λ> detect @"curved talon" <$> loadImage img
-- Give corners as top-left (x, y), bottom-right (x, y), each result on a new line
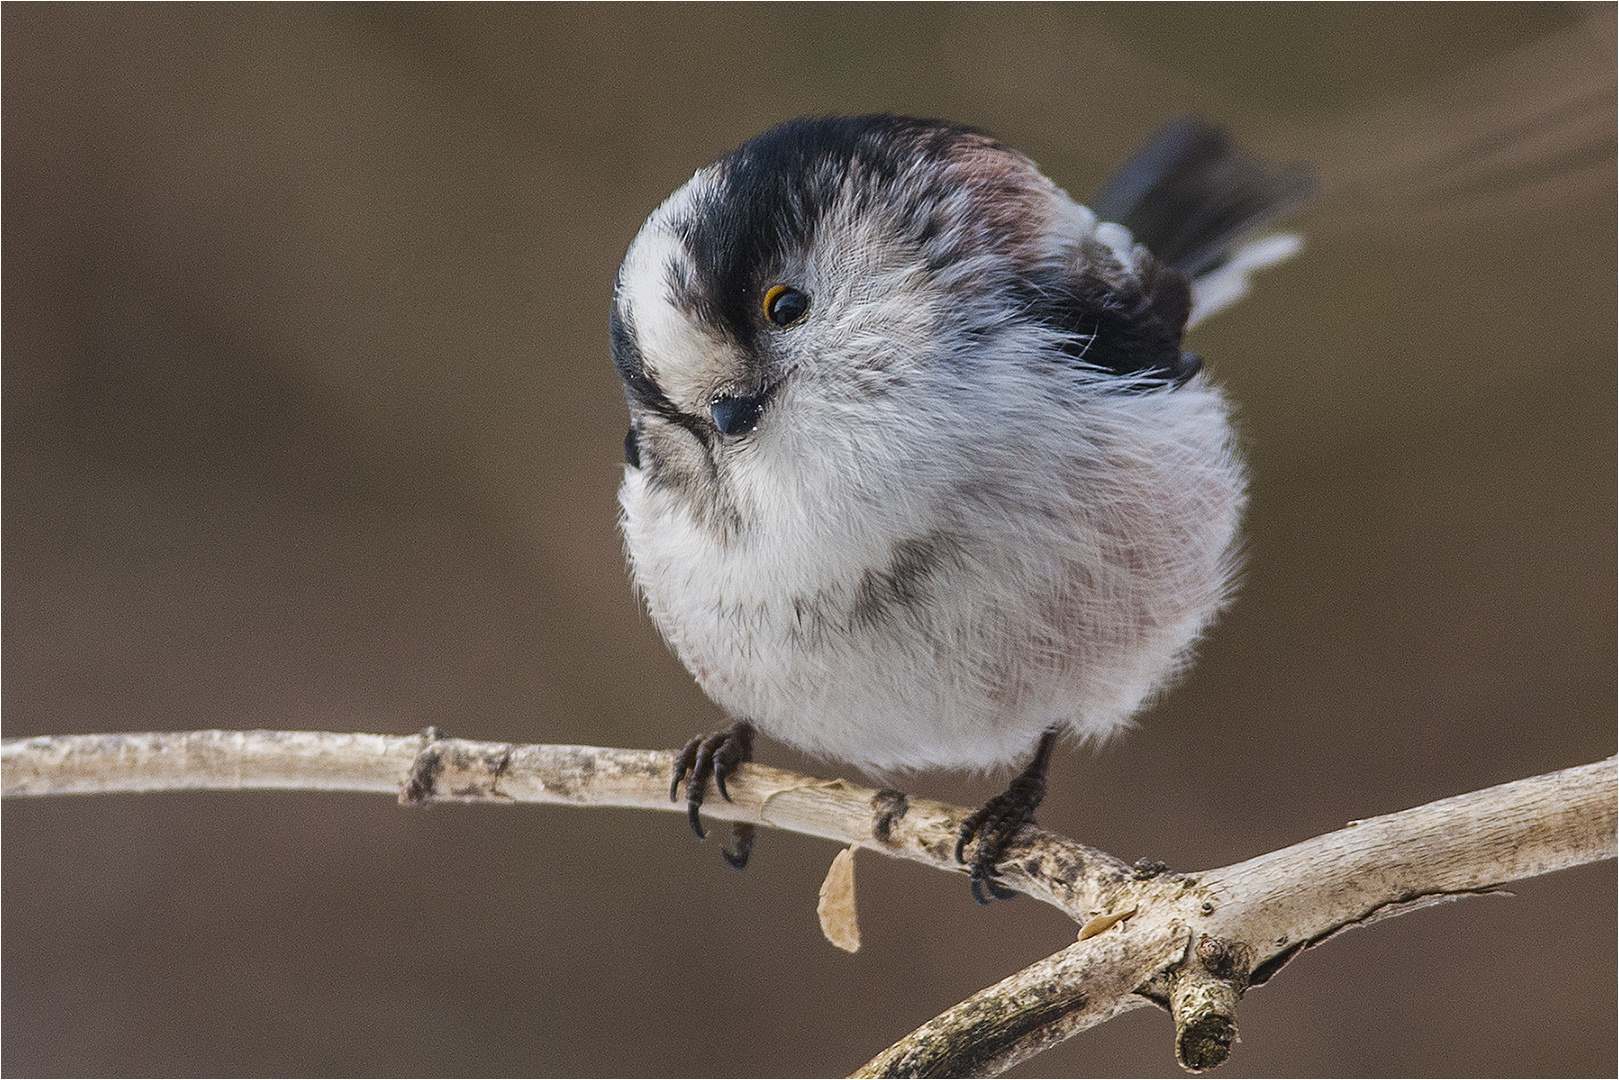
top-left (955, 728), bottom-right (1059, 905)
top-left (671, 741), bottom-right (697, 802)
top-left (720, 823), bottom-right (756, 870)
top-left (669, 721), bottom-right (756, 860)
top-left (959, 801), bottom-right (1032, 905)
top-left (970, 869), bottom-right (1019, 906)
top-left (711, 723), bottom-right (752, 802)
top-left (685, 730), bottom-right (728, 838)
top-left (954, 805), bottom-right (988, 865)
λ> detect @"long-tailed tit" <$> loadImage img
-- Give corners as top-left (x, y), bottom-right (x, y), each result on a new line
top-left (610, 115), bottom-right (1310, 902)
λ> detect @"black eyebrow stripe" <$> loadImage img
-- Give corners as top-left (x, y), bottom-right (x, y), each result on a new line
top-left (610, 298), bottom-right (711, 442)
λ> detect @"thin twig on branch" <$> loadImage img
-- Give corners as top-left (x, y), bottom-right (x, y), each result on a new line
top-left (3, 731), bottom-right (1614, 1076)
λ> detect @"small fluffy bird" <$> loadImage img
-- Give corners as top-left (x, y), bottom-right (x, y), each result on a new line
top-left (611, 115), bottom-right (1309, 903)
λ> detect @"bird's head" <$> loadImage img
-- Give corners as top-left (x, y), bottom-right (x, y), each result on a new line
top-left (611, 115), bottom-right (1197, 538)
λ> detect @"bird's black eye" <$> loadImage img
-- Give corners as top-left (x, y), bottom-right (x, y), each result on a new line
top-left (711, 390), bottom-right (768, 437)
top-left (762, 284), bottom-right (810, 326)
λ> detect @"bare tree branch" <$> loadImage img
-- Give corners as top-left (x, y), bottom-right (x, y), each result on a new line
top-left (3, 731), bottom-right (1613, 1076)
top-left (0, 730), bottom-right (1133, 917)
top-left (851, 926), bottom-right (1189, 1078)
top-left (857, 753), bottom-right (1617, 1076)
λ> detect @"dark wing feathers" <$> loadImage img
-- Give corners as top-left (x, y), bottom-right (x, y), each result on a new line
top-left (1090, 117), bottom-right (1315, 280)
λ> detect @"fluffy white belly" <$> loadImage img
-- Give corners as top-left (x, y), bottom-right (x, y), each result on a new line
top-left (619, 392), bottom-right (1243, 774)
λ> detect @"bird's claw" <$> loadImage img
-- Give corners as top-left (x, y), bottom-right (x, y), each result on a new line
top-left (670, 720), bottom-right (756, 869)
top-left (956, 787), bottom-right (1041, 904)
top-left (955, 729), bottom-right (1058, 905)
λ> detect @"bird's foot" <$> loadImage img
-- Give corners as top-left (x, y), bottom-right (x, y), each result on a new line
top-left (955, 729), bottom-right (1058, 905)
top-left (671, 720), bottom-right (757, 870)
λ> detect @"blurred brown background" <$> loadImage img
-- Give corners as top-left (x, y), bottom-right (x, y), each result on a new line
top-left (4, 4), bottom-right (1614, 1076)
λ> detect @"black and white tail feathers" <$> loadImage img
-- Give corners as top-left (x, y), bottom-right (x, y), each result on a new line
top-left (1092, 118), bottom-right (1314, 325)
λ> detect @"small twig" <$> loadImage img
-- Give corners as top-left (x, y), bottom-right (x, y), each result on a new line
top-left (3, 731), bottom-right (1613, 1076)
top-left (851, 923), bottom-right (1192, 1078)
top-left (1167, 936), bottom-right (1251, 1073)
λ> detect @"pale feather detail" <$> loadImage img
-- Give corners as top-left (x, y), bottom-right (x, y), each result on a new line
top-left (1188, 233), bottom-right (1304, 327)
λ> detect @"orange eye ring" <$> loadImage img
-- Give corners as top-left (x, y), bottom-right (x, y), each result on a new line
top-left (762, 284), bottom-right (810, 326)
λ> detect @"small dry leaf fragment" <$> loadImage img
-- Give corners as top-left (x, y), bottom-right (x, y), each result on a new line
top-left (817, 846), bottom-right (861, 953)
top-left (1078, 905), bottom-right (1138, 941)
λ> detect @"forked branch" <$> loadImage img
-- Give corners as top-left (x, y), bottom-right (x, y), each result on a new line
top-left (3, 730), bottom-right (1614, 1076)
